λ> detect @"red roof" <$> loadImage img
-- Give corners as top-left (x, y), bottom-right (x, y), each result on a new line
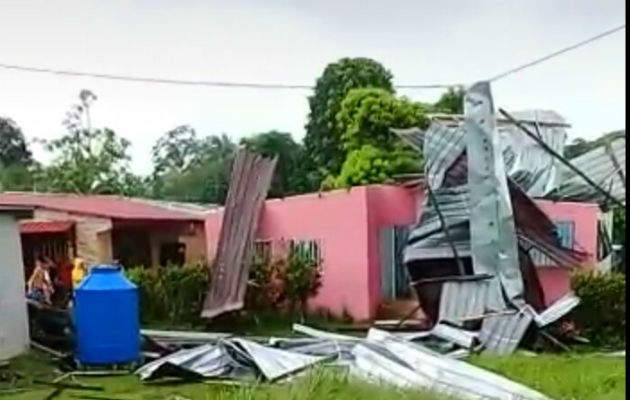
top-left (20, 220), bottom-right (74, 234)
top-left (0, 193), bottom-right (207, 221)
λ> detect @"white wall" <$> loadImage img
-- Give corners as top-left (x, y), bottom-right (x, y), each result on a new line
top-left (0, 214), bottom-right (30, 360)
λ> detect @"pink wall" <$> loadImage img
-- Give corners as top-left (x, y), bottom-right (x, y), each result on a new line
top-left (204, 185), bottom-right (419, 321)
top-left (533, 200), bottom-right (600, 305)
top-left (535, 200), bottom-right (600, 266)
top-left (205, 185), bottom-right (601, 319)
top-left (365, 185), bottom-right (421, 315)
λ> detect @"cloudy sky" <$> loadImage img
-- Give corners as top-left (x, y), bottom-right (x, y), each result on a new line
top-left (0, 0), bottom-right (625, 174)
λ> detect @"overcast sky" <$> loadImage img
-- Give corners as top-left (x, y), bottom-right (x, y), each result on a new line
top-left (0, 0), bottom-right (625, 174)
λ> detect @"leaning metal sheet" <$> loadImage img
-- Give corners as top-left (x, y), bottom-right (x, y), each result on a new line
top-left (202, 150), bottom-right (277, 319)
top-left (464, 81), bottom-right (524, 310)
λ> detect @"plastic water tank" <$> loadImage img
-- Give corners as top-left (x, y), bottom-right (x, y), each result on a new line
top-left (74, 265), bottom-right (140, 365)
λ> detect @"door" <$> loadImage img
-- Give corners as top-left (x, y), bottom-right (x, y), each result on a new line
top-left (380, 226), bottom-right (411, 300)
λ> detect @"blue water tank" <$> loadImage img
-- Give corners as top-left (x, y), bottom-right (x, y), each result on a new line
top-left (74, 265), bottom-right (140, 365)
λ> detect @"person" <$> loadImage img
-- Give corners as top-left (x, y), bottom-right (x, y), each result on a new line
top-left (71, 257), bottom-right (88, 289)
top-left (27, 258), bottom-right (55, 304)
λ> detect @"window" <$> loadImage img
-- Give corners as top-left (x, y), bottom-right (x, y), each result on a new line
top-left (254, 240), bottom-right (272, 263)
top-left (288, 239), bottom-right (321, 264)
top-left (554, 221), bottom-right (575, 249)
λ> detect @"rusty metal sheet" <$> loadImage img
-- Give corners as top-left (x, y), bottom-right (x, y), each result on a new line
top-left (202, 150), bottom-right (277, 319)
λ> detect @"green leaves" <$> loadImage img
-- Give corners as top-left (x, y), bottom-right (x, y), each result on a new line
top-left (304, 58), bottom-right (394, 180)
top-left (41, 127), bottom-right (139, 195)
top-left (241, 131), bottom-right (311, 198)
top-left (337, 88), bottom-right (429, 153)
top-left (0, 118), bottom-right (32, 166)
top-left (126, 264), bottom-right (209, 325)
top-left (571, 271), bottom-right (626, 347)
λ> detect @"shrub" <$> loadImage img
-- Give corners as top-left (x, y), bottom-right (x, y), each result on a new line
top-left (126, 264), bottom-right (209, 325)
top-left (245, 245), bottom-right (323, 317)
top-left (571, 271), bottom-right (626, 348)
top-left (284, 246), bottom-right (323, 316)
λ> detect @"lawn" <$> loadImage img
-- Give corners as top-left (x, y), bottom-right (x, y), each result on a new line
top-left (1, 351), bottom-right (624, 400)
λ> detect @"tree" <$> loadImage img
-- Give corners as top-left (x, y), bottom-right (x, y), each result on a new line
top-left (152, 125), bottom-right (200, 175)
top-left (241, 131), bottom-right (309, 197)
top-left (0, 118), bottom-right (32, 166)
top-left (324, 144), bottom-right (420, 189)
top-left (41, 90), bottom-right (144, 195)
top-left (337, 88), bottom-right (429, 152)
top-left (152, 130), bottom-right (237, 204)
top-left (304, 58), bottom-right (394, 182)
top-left (324, 88), bottom-right (428, 189)
top-left (433, 87), bottom-right (465, 114)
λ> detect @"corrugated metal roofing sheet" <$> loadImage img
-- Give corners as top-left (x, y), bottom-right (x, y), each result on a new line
top-left (19, 220), bottom-right (74, 234)
top-left (554, 136), bottom-right (626, 204)
top-left (202, 150), bottom-right (277, 319)
top-left (438, 277), bottom-right (497, 324)
top-left (479, 306), bottom-right (535, 355)
top-left (0, 193), bottom-right (208, 221)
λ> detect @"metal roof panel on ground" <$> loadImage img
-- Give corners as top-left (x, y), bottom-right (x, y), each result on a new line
top-left (0, 192), bottom-right (209, 221)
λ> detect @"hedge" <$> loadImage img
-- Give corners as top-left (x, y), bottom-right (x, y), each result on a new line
top-left (126, 264), bottom-right (209, 326)
top-left (571, 271), bottom-right (626, 348)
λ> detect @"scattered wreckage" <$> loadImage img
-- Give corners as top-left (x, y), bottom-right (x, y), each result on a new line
top-left (137, 324), bottom-right (555, 400)
top-left (19, 81), bottom-right (623, 400)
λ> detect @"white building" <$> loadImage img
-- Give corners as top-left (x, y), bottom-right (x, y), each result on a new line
top-left (0, 206), bottom-right (32, 360)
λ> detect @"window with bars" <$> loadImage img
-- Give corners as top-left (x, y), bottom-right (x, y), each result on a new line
top-left (253, 240), bottom-right (272, 263)
top-left (288, 239), bottom-right (322, 264)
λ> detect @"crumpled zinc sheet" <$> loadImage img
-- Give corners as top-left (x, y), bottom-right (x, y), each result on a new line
top-left (137, 328), bottom-right (553, 400)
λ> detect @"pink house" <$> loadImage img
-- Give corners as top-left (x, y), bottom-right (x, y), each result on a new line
top-left (204, 184), bottom-right (603, 321)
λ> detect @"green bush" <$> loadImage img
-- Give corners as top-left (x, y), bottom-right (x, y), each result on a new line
top-left (245, 247), bottom-right (323, 317)
top-left (571, 271), bottom-right (626, 348)
top-left (126, 264), bottom-right (209, 325)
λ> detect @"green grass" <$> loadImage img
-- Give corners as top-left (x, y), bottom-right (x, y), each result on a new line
top-left (1, 351), bottom-right (625, 400)
top-left (471, 353), bottom-right (625, 400)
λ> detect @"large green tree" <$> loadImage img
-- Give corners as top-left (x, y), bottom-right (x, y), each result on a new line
top-left (304, 58), bottom-right (394, 183)
top-left (0, 117), bottom-right (38, 191)
top-left (324, 88), bottom-right (428, 189)
top-left (0, 118), bottom-right (32, 166)
top-left (241, 131), bottom-right (309, 197)
top-left (337, 88), bottom-right (429, 152)
top-left (152, 130), bottom-right (237, 204)
top-left (41, 90), bottom-right (145, 195)
top-left (433, 87), bottom-right (465, 115)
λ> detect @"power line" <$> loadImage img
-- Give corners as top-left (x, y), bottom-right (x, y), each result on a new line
top-left (0, 61), bottom-right (458, 90)
top-left (0, 63), bottom-right (313, 89)
top-left (489, 24), bottom-right (625, 82)
top-left (0, 24), bottom-right (624, 90)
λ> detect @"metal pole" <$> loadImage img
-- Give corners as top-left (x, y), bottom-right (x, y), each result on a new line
top-left (426, 184), bottom-right (466, 275)
top-left (498, 108), bottom-right (624, 207)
